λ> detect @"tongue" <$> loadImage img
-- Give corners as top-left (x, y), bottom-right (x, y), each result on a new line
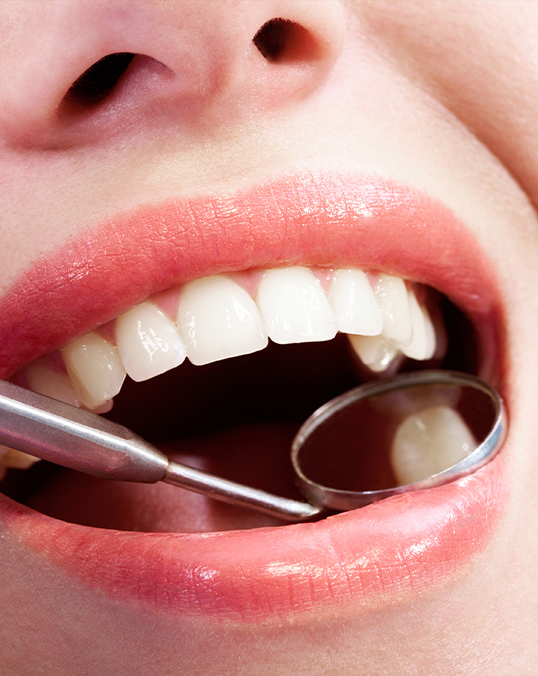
top-left (28, 424), bottom-right (300, 532)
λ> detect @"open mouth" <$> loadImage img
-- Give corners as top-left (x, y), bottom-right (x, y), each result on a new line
top-left (0, 173), bottom-right (507, 620)
top-left (1, 265), bottom-right (467, 531)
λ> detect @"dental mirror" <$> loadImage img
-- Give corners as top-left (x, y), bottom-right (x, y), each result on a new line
top-left (0, 370), bottom-right (506, 522)
top-left (291, 370), bottom-right (506, 512)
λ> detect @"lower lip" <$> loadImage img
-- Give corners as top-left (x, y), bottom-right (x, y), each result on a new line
top-left (0, 451), bottom-right (506, 622)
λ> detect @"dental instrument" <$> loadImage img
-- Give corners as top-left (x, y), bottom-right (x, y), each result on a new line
top-left (0, 371), bottom-right (506, 522)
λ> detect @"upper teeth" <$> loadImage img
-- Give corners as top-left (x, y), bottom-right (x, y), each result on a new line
top-left (177, 275), bottom-right (268, 365)
top-left (16, 266), bottom-right (440, 411)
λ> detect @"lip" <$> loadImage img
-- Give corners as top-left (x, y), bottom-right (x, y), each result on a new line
top-left (0, 172), bottom-right (508, 622)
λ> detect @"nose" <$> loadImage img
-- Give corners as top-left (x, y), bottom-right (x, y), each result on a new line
top-left (0, 0), bottom-right (345, 149)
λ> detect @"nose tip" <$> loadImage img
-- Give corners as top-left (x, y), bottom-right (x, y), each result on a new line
top-left (0, 0), bottom-right (346, 149)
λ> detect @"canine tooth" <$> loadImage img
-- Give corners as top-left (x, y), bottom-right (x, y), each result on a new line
top-left (116, 302), bottom-right (186, 381)
top-left (25, 362), bottom-right (81, 406)
top-left (177, 275), bottom-right (268, 366)
top-left (400, 291), bottom-right (436, 361)
top-left (374, 274), bottom-right (413, 346)
top-left (348, 333), bottom-right (402, 372)
top-left (391, 405), bottom-right (477, 485)
top-left (256, 267), bottom-right (337, 344)
top-left (0, 446), bottom-right (40, 469)
top-left (328, 269), bottom-right (383, 336)
top-left (62, 333), bottom-right (126, 408)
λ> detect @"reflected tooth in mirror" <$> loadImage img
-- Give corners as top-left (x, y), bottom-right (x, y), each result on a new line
top-left (391, 405), bottom-right (477, 485)
top-left (256, 267), bottom-right (337, 344)
top-left (400, 291), bottom-right (436, 361)
top-left (0, 446), bottom-right (40, 470)
top-left (116, 302), bottom-right (186, 382)
top-left (62, 333), bottom-right (126, 408)
top-left (328, 269), bottom-right (383, 336)
top-left (177, 275), bottom-right (268, 366)
top-left (348, 333), bottom-right (402, 372)
top-left (25, 362), bottom-right (81, 406)
top-left (374, 274), bottom-right (413, 346)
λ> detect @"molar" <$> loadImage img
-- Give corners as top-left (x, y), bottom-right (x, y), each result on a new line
top-left (256, 267), bottom-right (337, 344)
top-left (177, 275), bottom-right (268, 365)
top-left (62, 332), bottom-right (126, 408)
top-left (116, 302), bottom-right (186, 381)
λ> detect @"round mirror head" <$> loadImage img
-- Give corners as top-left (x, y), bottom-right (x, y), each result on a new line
top-left (291, 370), bottom-right (506, 511)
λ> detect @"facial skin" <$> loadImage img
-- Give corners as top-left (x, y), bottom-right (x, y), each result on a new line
top-left (1, 1), bottom-right (538, 674)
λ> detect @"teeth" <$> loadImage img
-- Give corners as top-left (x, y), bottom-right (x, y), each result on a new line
top-left (348, 333), bottom-right (402, 373)
top-left (177, 275), bottom-right (268, 365)
top-left (25, 361), bottom-right (81, 406)
top-left (0, 446), bottom-right (40, 470)
top-left (374, 274), bottom-right (413, 346)
top-left (400, 291), bottom-right (436, 361)
top-left (256, 267), bottom-right (337, 344)
top-left (16, 267), bottom-right (441, 418)
top-left (327, 269), bottom-right (383, 336)
top-left (391, 405), bottom-right (477, 485)
top-left (61, 332), bottom-right (126, 408)
top-left (116, 302), bottom-right (186, 381)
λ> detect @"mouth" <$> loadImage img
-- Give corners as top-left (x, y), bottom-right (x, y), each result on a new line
top-left (0, 173), bottom-right (508, 622)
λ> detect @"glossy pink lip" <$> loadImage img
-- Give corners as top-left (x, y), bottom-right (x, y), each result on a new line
top-left (0, 172), bottom-right (507, 622)
top-left (0, 173), bottom-right (500, 380)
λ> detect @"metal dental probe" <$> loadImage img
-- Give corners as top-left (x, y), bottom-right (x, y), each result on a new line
top-left (0, 379), bottom-right (322, 521)
top-left (0, 371), bottom-right (507, 521)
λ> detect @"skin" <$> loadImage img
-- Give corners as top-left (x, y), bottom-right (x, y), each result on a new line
top-left (1, 1), bottom-right (538, 673)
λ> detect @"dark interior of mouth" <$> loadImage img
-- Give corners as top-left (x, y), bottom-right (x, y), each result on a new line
top-left (1, 294), bottom-right (478, 532)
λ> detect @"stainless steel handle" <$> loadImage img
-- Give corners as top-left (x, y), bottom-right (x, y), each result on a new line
top-left (0, 379), bottom-right (169, 482)
top-left (0, 379), bottom-right (322, 521)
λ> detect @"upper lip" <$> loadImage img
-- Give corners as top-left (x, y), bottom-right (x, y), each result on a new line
top-left (0, 171), bottom-right (509, 621)
top-left (0, 171), bottom-right (503, 381)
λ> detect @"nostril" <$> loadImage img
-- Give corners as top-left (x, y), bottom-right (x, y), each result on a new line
top-left (253, 18), bottom-right (319, 63)
top-left (65, 53), bottom-right (135, 108)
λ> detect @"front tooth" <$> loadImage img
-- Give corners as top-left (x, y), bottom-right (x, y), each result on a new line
top-left (328, 269), bottom-right (383, 336)
top-left (391, 405), bottom-right (477, 485)
top-left (348, 333), bottom-right (402, 372)
top-left (116, 302), bottom-right (187, 382)
top-left (177, 275), bottom-right (268, 366)
top-left (400, 291), bottom-right (436, 361)
top-left (62, 333), bottom-right (126, 408)
top-left (374, 274), bottom-right (413, 346)
top-left (256, 267), bottom-right (337, 344)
